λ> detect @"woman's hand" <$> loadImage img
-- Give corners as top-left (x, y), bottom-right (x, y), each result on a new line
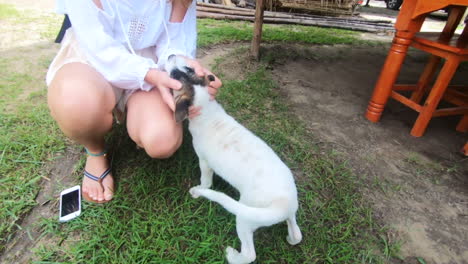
top-left (144, 69), bottom-right (182, 111)
top-left (188, 106), bottom-right (202, 119)
top-left (182, 57), bottom-right (223, 120)
top-left (184, 57), bottom-right (222, 100)
top-left (144, 58), bottom-right (223, 120)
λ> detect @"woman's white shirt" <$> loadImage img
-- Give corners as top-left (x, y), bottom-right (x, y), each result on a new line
top-left (56, 0), bottom-right (197, 91)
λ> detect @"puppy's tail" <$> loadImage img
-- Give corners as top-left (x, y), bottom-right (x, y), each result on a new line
top-left (194, 189), bottom-right (289, 225)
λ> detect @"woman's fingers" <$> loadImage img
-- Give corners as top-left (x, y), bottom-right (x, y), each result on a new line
top-left (209, 75), bottom-right (222, 90)
top-left (166, 78), bottom-right (182, 90)
top-left (158, 86), bottom-right (176, 112)
top-left (208, 87), bottom-right (218, 100)
top-left (205, 71), bottom-right (222, 100)
top-left (188, 106), bottom-right (202, 119)
top-left (160, 76), bottom-right (182, 111)
top-left (193, 64), bottom-right (204, 77)
top-left (185, 58), bottom-right (204, 77)
top-left (184, 57), bottom-right (223, 89)
top-left (204, 68), bottom-right (222, 89)
top-left (145, 69), bottom-right (183, 111)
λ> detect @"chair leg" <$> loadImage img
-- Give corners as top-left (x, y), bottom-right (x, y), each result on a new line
top-left (456, 115), bottom-right (468, 133)
top-left (411, 57), bottom-right (460, 137)
top-left (410, 55), bottom-right (441, 103)
top-left (365, 32), bottom-right (413, 122)
top-left (463, 142), bottom-right (468, 156)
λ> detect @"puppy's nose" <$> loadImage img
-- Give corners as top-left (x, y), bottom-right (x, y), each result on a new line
top-left (208, 75), bottom-right (215, 82)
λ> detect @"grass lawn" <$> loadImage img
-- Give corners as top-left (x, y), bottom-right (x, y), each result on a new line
top-left (0, 3), bottom-right (397, 263)
top-left (0, 3), bottom-right (66, 253)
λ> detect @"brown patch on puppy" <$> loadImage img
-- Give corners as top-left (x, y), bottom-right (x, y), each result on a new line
top-left (173, 83), bottom-right (194, 123)
top-left (169, 65), bottom-right (216, 122)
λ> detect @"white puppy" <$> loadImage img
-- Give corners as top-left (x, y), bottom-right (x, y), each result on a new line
top-left (166, 55), bottom-right (302, 264)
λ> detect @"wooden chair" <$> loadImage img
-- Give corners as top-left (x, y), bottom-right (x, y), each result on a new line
top-left (365, 0), bottom-right (468, 137)
top-left (463, 141), bottom-right (468, 155)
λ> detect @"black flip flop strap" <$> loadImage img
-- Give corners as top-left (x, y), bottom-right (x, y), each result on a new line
top-left (84, 168), bottom-right (111, 182)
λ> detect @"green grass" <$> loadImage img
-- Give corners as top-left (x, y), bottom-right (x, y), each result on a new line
top-left (198, 19), bottom-right (374, 47)
top-left (0, 3), bottom-right (20, 20)
top-left (32, 52), bottom-right (390, 263)
top-left (0, 3), bottom-right (62, 50)
top-left (0, 3), bottom-right (64, 253)
top-left (1, 9), bottom-right (394, 263)
top-left (0, 57), bottom-right (66, 251)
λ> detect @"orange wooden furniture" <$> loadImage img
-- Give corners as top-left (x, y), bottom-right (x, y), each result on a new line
top-left (365, 0), bottom-right (468, 137)
top-left (463, 141), bottom-right (468, 155)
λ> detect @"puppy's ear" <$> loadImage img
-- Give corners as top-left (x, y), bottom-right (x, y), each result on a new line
top-left (174, 87), bottom-right (193, 123)
top-left (174, 97), bottom-right (190, 123)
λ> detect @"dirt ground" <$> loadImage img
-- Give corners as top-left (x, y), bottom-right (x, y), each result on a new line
top-left (2, 0), bottom-right (468, 263)
top-left (264, 4), bottom-right (468, 263)
top-left (264, 44), bottom-right (468, 264)
top-left (209, 40), bottom-right (468, 264)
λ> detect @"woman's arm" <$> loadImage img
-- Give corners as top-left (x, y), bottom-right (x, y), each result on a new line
top-left (155, 0), bottom-right (197, 69)
top-left (62, 0), bottom-right (158, 91)
top-left (157, 1), bottom-right (222, 93)
top-left (154, 0), bottom-right (221, 113)
top-left (170, 0), bottom-right (189, 22)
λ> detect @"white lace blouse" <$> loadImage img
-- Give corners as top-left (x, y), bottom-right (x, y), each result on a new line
top-left (56, 0), bottom-right (197, 91)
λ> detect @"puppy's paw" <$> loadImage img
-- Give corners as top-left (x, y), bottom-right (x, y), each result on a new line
top-left (226, 246), bottom-right (255, 264)
top-left (189, 186), bottom-right (203, 198)
top-left (286, 235), bottom-right (301, 245)
top-left (286, 226), bottom-right (303, 245)
top-left (225, 246), bottom-right (239, 263)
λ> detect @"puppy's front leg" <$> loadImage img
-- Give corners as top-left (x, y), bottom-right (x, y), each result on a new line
top-left (198, 158), bottom-right (213, 188)
top-left (190, 158), bottom-right (213, 199)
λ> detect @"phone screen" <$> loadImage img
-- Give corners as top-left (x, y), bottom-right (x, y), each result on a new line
top-left (61, 190), bottom-right (80, 217)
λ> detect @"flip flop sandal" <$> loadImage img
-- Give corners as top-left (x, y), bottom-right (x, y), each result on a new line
top-left (82, 148), bottom-right (114, 204)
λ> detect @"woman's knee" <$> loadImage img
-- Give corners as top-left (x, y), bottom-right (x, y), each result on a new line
top-left (139, 125), bottom-right (183, 159)
top-left (48, 63), bottom-right (115, 129)
top-left (126, 88), bottom-right (183, 159)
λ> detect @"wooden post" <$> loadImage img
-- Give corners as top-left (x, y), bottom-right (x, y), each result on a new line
top-left (251, 0), bottom-right (265, 59)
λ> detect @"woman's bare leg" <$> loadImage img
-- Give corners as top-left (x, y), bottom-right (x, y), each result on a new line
top-left (48, 62), bottom-right (115, 202)
top-left (126, 88), bottom-right (183, 159)
top-left (122, 0), bottom-right (192, 155)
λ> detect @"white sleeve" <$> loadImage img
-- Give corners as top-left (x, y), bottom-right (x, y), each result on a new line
top-left (155, 0), bottom-right (197, 70)
top-left (62, 0), bottom-right (156, 91)
top-left (55, 0), bottom-right (66, 14)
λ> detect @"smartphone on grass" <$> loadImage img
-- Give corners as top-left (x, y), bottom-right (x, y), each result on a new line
top-left (59, 185), bottom-right (81, 222)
